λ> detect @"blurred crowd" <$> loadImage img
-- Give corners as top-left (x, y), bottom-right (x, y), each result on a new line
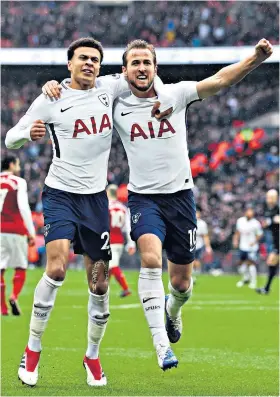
top-left (1, 74), bottom-right (279, 252)
top-left (2, 1), bottom-right (279, 48)
top-left (194, 146), bottom-right (279, 251)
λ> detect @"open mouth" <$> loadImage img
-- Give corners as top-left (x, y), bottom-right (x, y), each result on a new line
top-left (82, 69), bottom-right (94, 75)
top-left (137, 75), bottom-right (148, 81)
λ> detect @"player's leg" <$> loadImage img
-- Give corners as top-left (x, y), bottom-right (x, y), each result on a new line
top-left (247, 255), bottom-right (258, 289)
top-left (161, 189), bottom-right (196, 344)
top-left (192, 247), bottom-right (204, 283)
top-left (165, 260), bottom-right (193, 343)
top-left (137, 233), bottom-right (178, 370)
top-left (128, 191), bottom-right (177, 370)
top-left (9, 268), bottom-right (26, 315)
top-left (109, 244), bottom-right (131, 297)
top-left (83, 255), bottom-right (109, 386)
top-left (256, 252), bottom-right (279, 295)
top-left (236, 251), bottom-right (250, 287)
top-left (0, 234), bottom-right (11, 315)
top-left (18, 239), bottom-right (70, 386)
top-left (77, 191), bottom-right (112, 386)
top-left (9, 234), bottom-right (28, 315)
top-left (1, 270), bottom-right (8, 315)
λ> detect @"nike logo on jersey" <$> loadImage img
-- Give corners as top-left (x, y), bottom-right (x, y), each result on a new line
top-left (142, 297), bottom-right (157, 303)
top-left (189, 246), bottom-right (196, 252)
top-left (121, 111), bottom-right (133, 116)
top-left (61, 106), bottom-right (73, 113)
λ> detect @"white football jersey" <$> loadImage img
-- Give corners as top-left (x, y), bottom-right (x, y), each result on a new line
top-left (196, 218), bottom-right (208, 250)
top-left (236, 216), bottom-right (263, 252)
top-left (5, 75), bottom-right (129, 194)
top-left (113, 81), bottom-right (199, 194)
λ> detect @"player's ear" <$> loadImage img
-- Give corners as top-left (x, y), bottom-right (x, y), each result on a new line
top-left (67, 60), bottom-right (72, 73)
top-left (155, 64), bottom-right (158, 74)
top-left (122, 66), bottom-right (128, 77)
top-left (96, 64), bottom-right (100, 77)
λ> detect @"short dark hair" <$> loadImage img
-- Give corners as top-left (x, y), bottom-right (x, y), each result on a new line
top-left (1, 154), bottom-right (18, 171)
top-left (196, 205), bottom-right (202, 213)
top-left (67, 37), bottom-right (104, 63)
top-left (122, 40), bottom-right (157, 67)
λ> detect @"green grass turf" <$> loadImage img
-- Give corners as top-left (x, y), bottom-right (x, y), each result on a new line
top-left (1, 269), bottom-right (279, 396)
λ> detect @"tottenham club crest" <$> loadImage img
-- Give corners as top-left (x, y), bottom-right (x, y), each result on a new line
top-left (44, 224), bottom-right (51, 237)
top-left (98, 93), bottom-right (109, 107)
top-left (132, 213), bottom-right (141, 224)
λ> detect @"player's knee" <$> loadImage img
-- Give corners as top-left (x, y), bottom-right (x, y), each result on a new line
top-left (170, 273), bottom-right (192, 292)
top-left (46, 267), bottom-right (66, 281)
top-left (89, 279), bottom-right (109, 295)
top-left (141, 251), bottom-right (162, 268)
top-left (46, 255), bottom-right (67, 281)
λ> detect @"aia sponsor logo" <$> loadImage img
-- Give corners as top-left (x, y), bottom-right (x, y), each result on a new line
top-left (130, 119), bottom-right (176, 141)
top-left (72, 114), bottom-right (111, 138)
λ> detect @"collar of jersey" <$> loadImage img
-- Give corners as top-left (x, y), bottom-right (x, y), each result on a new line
top-left (62, 78), bottom-right (97, 93)
top-left (129, 92), bottom-right (158, 103)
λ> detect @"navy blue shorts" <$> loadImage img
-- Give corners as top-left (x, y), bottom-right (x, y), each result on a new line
top-left (128, 189), bottom-right (197, 264)
top-left (239, 250), bottom-right (258, 263)
top-left (42, 185), bottom-right (111, 261)
top-left (195, 246), bottom-right (205, 260)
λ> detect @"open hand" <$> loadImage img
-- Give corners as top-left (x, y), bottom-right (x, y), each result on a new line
top-left (42, 80), bottom-right (62, 99)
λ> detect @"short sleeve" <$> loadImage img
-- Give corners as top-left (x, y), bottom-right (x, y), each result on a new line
top-left (168, 81), bottom-right (200, 111)
top-left (97, 74), bottom-right (130, 100)
top-left (255, 221), bottom-right (263, 236)
top-left (202, 221), bottom-right (208, 235)
top-left (236, 219), bottom-right (241, 232)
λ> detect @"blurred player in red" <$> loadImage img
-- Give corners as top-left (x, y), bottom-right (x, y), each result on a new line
top-left (107, 185), bottom-right (136, 297)
top-left (0, 155), bottom-right (36, 315)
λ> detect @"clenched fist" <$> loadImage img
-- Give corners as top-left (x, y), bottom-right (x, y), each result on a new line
top-left (30, 120), bottom-right (46, 141)
top-left (151, 101), bottom-right (173, 120)
top-left (255, 38), bottom-right (273, 62)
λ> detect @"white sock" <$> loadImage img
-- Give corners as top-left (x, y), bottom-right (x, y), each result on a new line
top-left (239, 263), bottom-right (249, 282)
top-left (138, 268), bottom-right (169, 348)
top-left (86, 289), bottom-right (110, 359)
top-left (167, 278), bottom-right (193, 319)
top-left (28, 273), bottom-right (63, 352)
top-left (248, 265), bottom-right (257, 284)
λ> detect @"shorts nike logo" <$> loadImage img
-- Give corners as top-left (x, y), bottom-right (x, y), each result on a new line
top-left (61, 106), bottom-right (73, 112)
top-left (121, 111), bottom-right (133, 116)
top-left (189, 246), bottom-right (196, 252)
top-left (142, 297), bottom-right (157, 303)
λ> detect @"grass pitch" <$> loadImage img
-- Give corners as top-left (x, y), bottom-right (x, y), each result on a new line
top-left (1, 269), bottom-right (279, 396)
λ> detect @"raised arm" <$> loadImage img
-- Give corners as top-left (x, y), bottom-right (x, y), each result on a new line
top-left (196, 38), bottom-right (273, 99)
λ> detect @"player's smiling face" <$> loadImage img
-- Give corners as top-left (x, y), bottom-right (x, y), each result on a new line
top-left (123, 49), bottom-right (157, 95)
top-left (68, 47), bottom-right (101, 89)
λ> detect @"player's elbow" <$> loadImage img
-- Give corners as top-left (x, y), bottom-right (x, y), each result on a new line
top-left (5, 135), bottom-right (14, 149)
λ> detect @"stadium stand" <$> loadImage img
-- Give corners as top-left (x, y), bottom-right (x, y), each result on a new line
top-left (2, 1), bottom-right (279, 48)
